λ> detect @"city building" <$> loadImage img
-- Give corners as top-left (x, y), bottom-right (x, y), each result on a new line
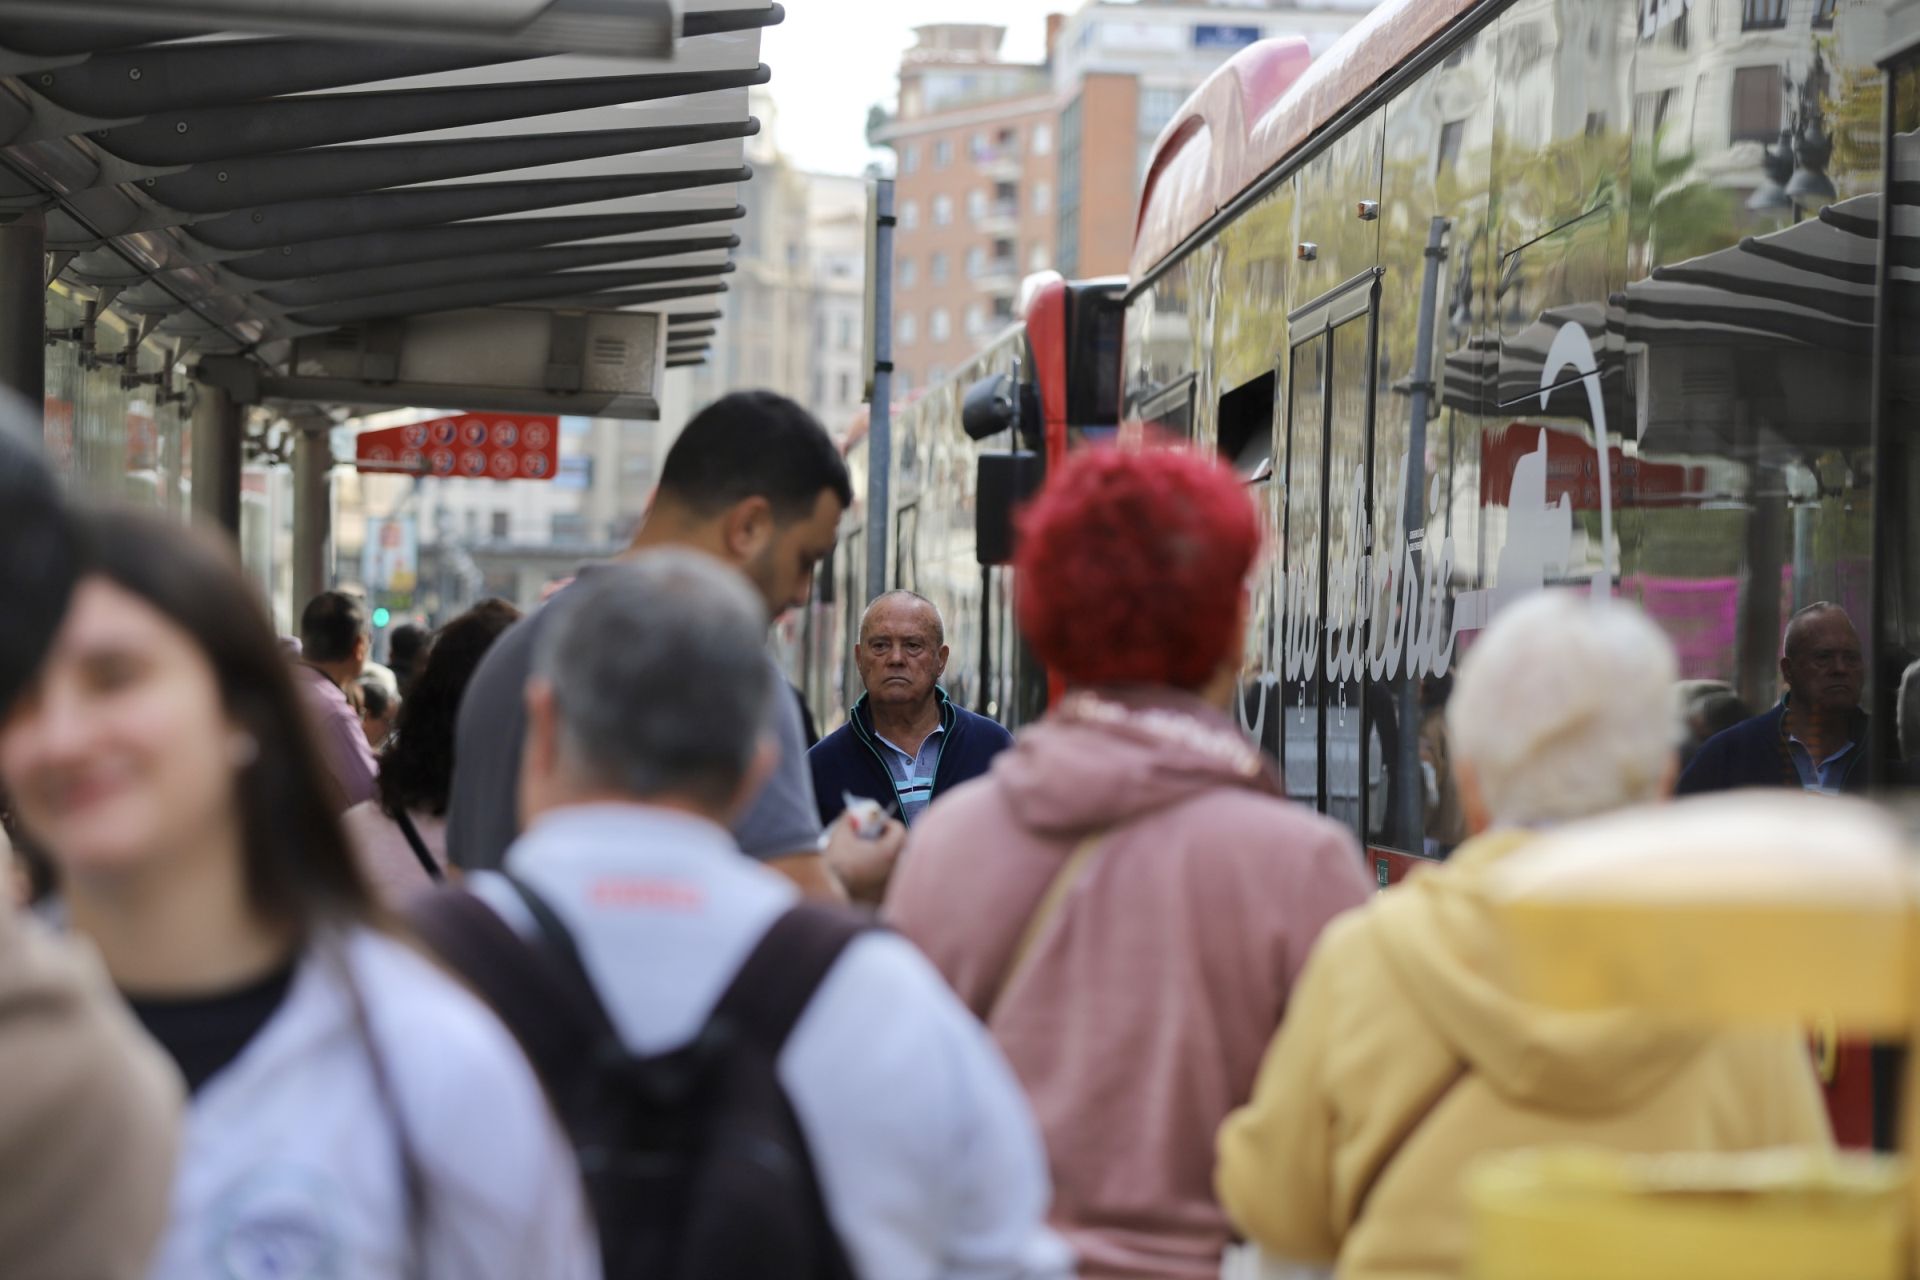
top-left (876, 3), bottom-right (1373, 394)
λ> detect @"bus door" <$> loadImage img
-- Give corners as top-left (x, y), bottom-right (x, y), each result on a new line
top-left (1283, 269), bottom-right (1386, 831)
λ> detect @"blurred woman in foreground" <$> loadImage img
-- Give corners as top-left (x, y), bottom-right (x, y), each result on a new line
top-left (0, 510), bottom-right (596, 1280)
top-left (886, 446), bottom-right (1372, 1279)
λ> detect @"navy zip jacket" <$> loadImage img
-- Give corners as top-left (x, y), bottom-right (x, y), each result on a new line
top-left (808, 687), bottom-right (1013, 827)
top-left (1677, 698), bottom-right (1870, 796)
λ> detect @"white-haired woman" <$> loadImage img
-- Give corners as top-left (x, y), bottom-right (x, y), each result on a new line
top-left (1215, 592), bottom-right (1832, 1280)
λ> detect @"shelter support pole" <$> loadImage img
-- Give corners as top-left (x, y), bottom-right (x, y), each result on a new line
top-left (189, 380), bottom-right (244, 537)
top-left (0, 210), bottom-right (45, 413)
top-left (291, 414), bottom-right (334, 614)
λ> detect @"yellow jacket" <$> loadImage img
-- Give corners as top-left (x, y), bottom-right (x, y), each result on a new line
top-left (1215, 829), bottom-right (1833, 1279)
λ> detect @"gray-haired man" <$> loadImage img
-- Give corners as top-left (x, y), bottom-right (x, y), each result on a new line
top-left (470, 551), bottom-right (1070, 1279)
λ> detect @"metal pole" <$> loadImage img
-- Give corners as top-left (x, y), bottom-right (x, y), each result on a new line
top-left (189, 379), bottom-right (243, 535)
top-left (0, 210), bottom-right (45, 412)
top-left (1396, 216), bottom-right (1450, 850)
top-left (865, 178), bottom-right (895, 604)
top-left (291, 417), bottom-right (333, 611)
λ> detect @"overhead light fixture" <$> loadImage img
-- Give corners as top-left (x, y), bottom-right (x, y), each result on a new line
top-left (0, 0), bottom-right (679, 58)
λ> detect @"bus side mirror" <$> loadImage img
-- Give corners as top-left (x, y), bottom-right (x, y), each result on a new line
top-left (963, 372), bottom-right (1017, 441)
top-left (976, 451), bottom-right (1041, 566)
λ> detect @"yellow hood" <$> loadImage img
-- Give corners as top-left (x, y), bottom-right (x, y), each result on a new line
top-left (1368, 830), bottom-right (1710, 1111)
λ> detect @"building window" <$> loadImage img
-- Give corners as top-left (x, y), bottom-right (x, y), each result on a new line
top-left (902, 144), bottom-right (919, 174)
top-left (933, 195), bottom-right (953, 226)
top-left (930, 308), bottom-right (951, 342)
top-left (1813, 0), bottom-right (1837, 25)
top-left (1138, 86), bottom-right (1187, 142)
top-left (897, 312), bottom-right (916, 346)
top-left (927, 365), bottom-right (945, 385)
top-left (550, 512), bottom-right (587, 544)
top-left (1028, 243), bottom-right (1049, 272)
top-left (933, 138), bottom-right (952, 168)
top-left (837, 314), bottom-right (855, 351)
top-left (1741, 0), bottom-right (1786, 29)
top-left (1033, 181), bottom-right (1051, 215)
top-left (1032, 122), bottom-right (1052, 155)
top-left (899, 256), bottom-right (917, 288)
top-left (967, 189), bottom-right (987, 222)
top-left (930, 251), bottom-right (949, 284)
top-left (901, 200), bottom-right (919, 230)
top-left (966, 245), bottom-right (985, 278)
top-left (970, 130), bottom-right (989, 161)
top-left (965, 303), bottom-right (986, 336)
top-left (1057, 96), bottom-right (1083, 276)
top-left (491, 511), bottom-right (510, 541)
top-left (1730, 65), bottom-right (1782, 143)
top-left (838, 371), bottom-right (853, 404)
top-left (996, 126), bottom-right (1018, 155)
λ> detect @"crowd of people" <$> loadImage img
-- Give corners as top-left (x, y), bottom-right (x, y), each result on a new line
top-left (0, 388), bottom-right (1863, 1280)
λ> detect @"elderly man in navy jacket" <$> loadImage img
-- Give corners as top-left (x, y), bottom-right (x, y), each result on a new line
top-left (810, 591), bottom-right (1012, 833)
top-left (1679, 602), bottom-right (1869, 796)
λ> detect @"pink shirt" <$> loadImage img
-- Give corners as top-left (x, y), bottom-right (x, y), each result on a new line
top-left (295, 664), bottom-right (378, 809)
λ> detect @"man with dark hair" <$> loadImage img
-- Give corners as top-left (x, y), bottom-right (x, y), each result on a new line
top-left (446, 391), bottom-right (897, 900)
top-left (809, 592), bottom-right (1012, 901)
top-left (386, 622), bottom-right (430, 693)
top-left (1679, 602), bottom-right (1869, 796)
top-left (295, 589), bottom-right (379, 808)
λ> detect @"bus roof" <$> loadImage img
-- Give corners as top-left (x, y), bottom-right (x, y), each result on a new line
top-left (1131, 0), bottom-right (1476, 282)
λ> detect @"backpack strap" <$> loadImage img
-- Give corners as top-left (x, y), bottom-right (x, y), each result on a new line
top-left (402, 884), bottom-right (609, 1099)
top-left (711, 903), bottom-right (871, 1057)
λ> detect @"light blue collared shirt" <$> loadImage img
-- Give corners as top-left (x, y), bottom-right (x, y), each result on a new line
top-left (875, 725), bottom-right (946, 824)
top-left (1787, 733), bottom-right (1857, 795)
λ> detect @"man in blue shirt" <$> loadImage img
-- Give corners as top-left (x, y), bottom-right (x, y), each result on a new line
top-left (1679, 602), bottom-right (1869, 796)
top-left (810, 591), bottom-right (1012, 855)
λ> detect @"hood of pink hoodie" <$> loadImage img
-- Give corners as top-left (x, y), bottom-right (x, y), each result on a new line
top-left (994, 687), bottom-right (1284, 839)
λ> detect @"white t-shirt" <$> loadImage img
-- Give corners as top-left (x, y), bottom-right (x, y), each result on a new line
top-left (144, 926), bottom-right (598, 1280)
top-left (478, 803), bottom-right (1073, 1280)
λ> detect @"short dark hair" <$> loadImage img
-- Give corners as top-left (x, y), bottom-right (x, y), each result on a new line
top-left (357, 677), bottom-right (393, 720)
top-left (300, 590), bottom-right (368, 663)
top-left (377, 598), bottom-right (521, 819)
top-left (387, 623), bottom-right (430, 682)
top-left (657, 391), bottom-right (852, 522)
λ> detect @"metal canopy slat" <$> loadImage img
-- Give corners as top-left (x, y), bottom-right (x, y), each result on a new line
top-left (89, 64), bottom-right (771, 165)
top-left (220, 206), bottom-right (746, 280)
top-left (287, 263), bottom-right (735, 327)
top-left (177, 166), bottom-right (753, 251)
top-left (142, 119), bottom-right (759, 212)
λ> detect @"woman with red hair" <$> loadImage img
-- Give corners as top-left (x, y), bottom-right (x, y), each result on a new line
top-left (886, 445), bottom-right (1371, 1279)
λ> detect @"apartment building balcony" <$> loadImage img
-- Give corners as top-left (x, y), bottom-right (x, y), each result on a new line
top-left (977, 147), bottom-right (1022, 182)
top-left (977, 197), bottom-right (1020, 235)
top-left (974, 253), bottom-right (1019, 294)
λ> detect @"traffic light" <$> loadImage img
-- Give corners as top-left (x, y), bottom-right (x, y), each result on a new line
top-left (372, 606), bottom-right (391, 629)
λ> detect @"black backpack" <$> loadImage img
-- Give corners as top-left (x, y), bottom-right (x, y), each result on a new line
top-left (407, 878), bottom-right (864, 1280)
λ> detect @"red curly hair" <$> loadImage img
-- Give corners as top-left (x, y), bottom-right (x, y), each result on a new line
top-left (1014, 445), bottom-right (1260, 691)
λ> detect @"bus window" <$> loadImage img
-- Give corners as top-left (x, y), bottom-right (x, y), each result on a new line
top-left (1217, 372), bottom-right (1276, 479)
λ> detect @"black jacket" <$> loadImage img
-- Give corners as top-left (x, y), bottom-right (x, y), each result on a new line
top-left (807, 688), bottom-right (1013, 826)
top-left (1677, 698), bottom-right (1870, 796)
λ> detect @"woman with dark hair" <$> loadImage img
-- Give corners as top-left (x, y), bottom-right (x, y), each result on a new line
top-left (886, 446), bottom-right (1373, 1279)
top-left (343, 598), bottom-right (520, 904)
top-left (0, 510), bottom-right (597, 1280)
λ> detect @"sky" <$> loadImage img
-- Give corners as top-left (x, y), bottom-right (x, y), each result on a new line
top-left (759, 0), bottom-right (1052, 177)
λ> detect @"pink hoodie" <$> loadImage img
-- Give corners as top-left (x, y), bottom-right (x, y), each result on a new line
top-left (886, 688), bottom-right (1371, 1279)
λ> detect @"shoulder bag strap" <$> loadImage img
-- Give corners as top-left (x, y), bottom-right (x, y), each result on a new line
top-left (985, 833), bottom-right (1105, 1021)
top-left (394, 809), bottom-right (445, 882)
top-left (711, 902), bottom-right (870, 1056)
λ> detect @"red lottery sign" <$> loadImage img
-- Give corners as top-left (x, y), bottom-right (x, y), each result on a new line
top-left (355, 412), bottom-right (561, 482)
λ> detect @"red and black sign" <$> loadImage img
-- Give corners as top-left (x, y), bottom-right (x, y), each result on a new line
top-left (355, 411), bottom-right (559, 482)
